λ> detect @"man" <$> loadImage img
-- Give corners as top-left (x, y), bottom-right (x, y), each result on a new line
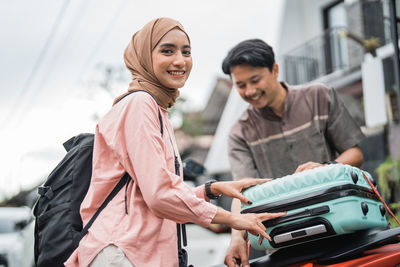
top-left (222, 39), bottom-right (365, 267)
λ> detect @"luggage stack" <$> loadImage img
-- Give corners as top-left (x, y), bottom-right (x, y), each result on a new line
top-left (241, 164), bottom-right (388, 250)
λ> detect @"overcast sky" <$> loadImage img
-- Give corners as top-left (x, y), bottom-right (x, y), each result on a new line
top-left (0, 0), bottom-right (284, 200)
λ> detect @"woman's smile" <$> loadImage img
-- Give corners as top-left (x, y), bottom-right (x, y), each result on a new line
top-left (152, 29), bottom-right (192, 89)
top-left (167, 70), bottom-right (186, 77)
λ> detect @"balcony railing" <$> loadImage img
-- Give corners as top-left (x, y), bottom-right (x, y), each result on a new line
top-left (283, 27), bottom-right (363, 85)
top-left (283, 0), bottom-right (396, 85)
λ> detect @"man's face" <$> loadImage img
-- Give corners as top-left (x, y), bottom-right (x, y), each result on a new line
top-left (231, 63), bottom-right (279, 109)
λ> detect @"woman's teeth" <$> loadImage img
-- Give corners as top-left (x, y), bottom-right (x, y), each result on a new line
top-left (168, 71), bottom-right (184, 75)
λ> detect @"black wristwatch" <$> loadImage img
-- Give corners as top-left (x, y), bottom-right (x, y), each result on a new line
top-left (205, 180), bottom-right (221, 199)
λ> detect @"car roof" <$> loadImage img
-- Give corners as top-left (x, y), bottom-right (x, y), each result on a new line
top-left (0, 206), bottom-right (31, 221)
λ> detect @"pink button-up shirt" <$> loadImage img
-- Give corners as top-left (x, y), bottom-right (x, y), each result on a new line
top-left (65, 92), bottom-right (217, 267)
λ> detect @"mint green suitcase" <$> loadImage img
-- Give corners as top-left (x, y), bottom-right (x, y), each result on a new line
top-left (241, 164), bottom-right (388, 250)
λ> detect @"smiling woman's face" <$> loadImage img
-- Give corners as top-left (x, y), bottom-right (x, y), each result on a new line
top-left (152, 29), bottom-right (192, 89)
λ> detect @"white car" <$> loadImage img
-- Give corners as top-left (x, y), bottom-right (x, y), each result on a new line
top-left (0, 207), bottom-right (34, 267)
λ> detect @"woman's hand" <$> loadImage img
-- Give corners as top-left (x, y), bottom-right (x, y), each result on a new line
top-left (213, 208), bottom-right (286, 245)
top-left (228, 212), bottom-right (285, 243)
top-left (210, 178), bottom-right (271, 204)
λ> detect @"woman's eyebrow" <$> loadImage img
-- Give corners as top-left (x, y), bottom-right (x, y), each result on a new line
top-left (159, 43), bottom-right (191, 49)
top-left (160, 43), bottom-right (176, 48)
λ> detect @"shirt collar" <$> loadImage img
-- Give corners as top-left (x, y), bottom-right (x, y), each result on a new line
top-left (253, 82), bottom-right (291, 120)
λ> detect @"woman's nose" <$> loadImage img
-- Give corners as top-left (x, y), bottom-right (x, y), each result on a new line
top-left (172, 52), bottom-right (185, 67)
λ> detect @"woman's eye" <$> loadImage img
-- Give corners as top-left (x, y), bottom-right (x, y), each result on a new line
top-left (161, 49), bottom-right (173, 55)
top-left (182, 50), bottom-right (191, 56)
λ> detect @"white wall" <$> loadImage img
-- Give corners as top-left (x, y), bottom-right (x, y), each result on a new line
top-left (204, 0), bottom-right (340, 175)
top-left (203, 88), bottom-right (249, 174)
top-left (361, 54), bottom-right (388, 127)
top-left (277, 0), bottom-right (333, 56)
top-left (203, 1), bottom-right (287, 175)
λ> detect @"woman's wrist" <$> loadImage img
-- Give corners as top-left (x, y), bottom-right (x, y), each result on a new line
top-left (212, 207), bottom-right (232, 225)
top-left (210, 181), bottom-right (221, 196)
top-left (205, 180), bottom-right (222, 199)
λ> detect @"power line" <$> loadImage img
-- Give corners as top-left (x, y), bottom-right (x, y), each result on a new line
top-left (13, 0), bottom-right (94, 120)
top-left (9, 0), bottom-right (128, 127)
top-left (74, 0), bottom-right (128, 86)
top-left (4, 0), bottom-right (71, 129)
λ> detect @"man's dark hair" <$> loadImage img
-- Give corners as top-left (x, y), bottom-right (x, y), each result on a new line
top-left (222, 39), bottom-right (275, 75)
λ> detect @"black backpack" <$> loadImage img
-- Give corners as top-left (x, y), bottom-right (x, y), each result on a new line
top-left (33, 91), bottom-right (165, 266)
top-left (33, 133), bottom-right (132, 266)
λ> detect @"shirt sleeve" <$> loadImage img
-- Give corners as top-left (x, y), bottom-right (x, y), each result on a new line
top-left (326, 88), bottom-right (365, 152)
top-left (228, 130), bottom-right (258, 180)
top-left (118, 93), bottom-right (217, 227)
top-left (193, 185), bottom-right (206, 199)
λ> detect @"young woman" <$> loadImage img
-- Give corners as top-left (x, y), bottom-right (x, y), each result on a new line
top-left (65, 18), bottom-right (285, 267)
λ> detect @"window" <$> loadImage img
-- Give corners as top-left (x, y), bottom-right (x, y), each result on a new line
top-left (323, 0), bottom-right (348, 72)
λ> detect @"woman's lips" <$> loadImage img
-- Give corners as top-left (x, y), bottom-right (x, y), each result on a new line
top-left (168, 70), bottom-right (185, 77)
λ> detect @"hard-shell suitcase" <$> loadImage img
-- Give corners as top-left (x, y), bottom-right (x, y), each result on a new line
top-left (241, 164), bottom-right (388, 250)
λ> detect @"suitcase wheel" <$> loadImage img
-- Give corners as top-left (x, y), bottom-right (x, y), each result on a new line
top-left (351, 171), bottom-right (358, 184)
top-left (361, 202), bottom-right (369, 216)
top-left (380, 205), bottom-right (386, 216)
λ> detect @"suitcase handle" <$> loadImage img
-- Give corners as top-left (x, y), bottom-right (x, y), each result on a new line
top-left (263, 205), bottom-right (330, 228)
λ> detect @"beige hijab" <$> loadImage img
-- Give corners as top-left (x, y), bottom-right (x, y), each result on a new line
top-left (114, 18), bottom-right (190, 108)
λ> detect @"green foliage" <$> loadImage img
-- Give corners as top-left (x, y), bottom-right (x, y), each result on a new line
top-left (376, 156), bottom-right (400, 225)
top-left (180, 115), bottom-right (206, 136)
top-left (388, 202), bottom-right (400, 226)
top-left (376, 157), bottom-right (400, 200)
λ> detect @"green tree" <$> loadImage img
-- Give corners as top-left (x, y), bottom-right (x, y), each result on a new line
top-left (376, 156), bottom-right (400, 226)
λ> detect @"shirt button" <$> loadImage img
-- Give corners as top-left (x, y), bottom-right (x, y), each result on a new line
top-left (289, 144), bottom-right (293, 149)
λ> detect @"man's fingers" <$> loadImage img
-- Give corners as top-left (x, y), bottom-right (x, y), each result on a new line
top-left (295, 163), bottom-right (309, 173)
top-left (295, 164), bottom-right (306, 173)
top-left (238, 250), bottom-right (250, 267)
top-left (225, 258), bottom-right (239, 267)
top-left (296, 161), bottom-right (324, 173)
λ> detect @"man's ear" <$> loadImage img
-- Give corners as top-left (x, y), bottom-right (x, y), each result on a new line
top-left (273, 63), bottom-right (279, 77)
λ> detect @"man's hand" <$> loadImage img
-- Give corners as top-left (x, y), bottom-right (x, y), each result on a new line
top-left (295, 146), bottom-right (364, 173)
top-left (224, 235), bottom-right (249, 267)
top-left (295, 161), bottom-right (324, 173)
top-left (217, 210), bottom-right (285, 267)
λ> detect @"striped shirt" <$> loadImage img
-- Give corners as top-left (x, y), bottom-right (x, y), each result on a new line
top-left (228, 83), bottom-right (365, 179)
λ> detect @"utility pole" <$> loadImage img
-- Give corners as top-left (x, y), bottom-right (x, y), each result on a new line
top-left (389, 0), bottom-right (400, 119)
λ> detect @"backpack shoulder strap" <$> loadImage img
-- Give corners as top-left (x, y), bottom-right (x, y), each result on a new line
top-left (116, 90), bottom-right (163, 137)
top-left (75, 90), bottom-right (164, 245)
top-left (74, 173), bottom-right (131, 245)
